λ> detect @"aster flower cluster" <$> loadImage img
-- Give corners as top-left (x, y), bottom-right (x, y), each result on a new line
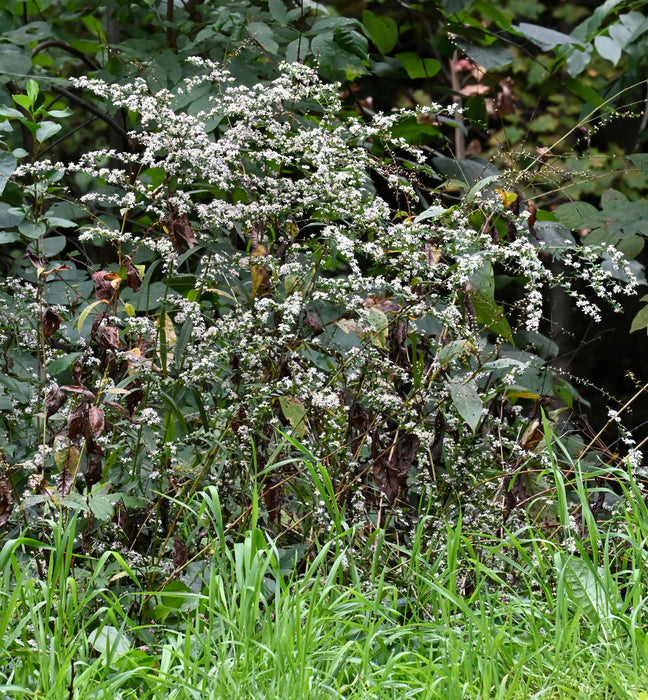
top-left (6, 59), bottom-right (640, 547)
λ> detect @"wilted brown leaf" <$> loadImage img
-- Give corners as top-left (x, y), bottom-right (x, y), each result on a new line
top-left (61, 384), bottom-right (96, 400)
top-left (0, 469), bottom-right (13, 527)
top-left (497, 76), bottom-right (517, 116)
top-left (45, 385), bottom-right (67, 417)
top-left (56, 467), bottom-right (75, 498)
top-left (250, 243), bottom-right (270, 298)
top-left (85, 452), bottom-right (103, 490)
top-left (166, 209), bottom-right (197, 253)
top-left (371, 433), bottom-right (420, 504)
top-left (88, 405), bottom-right (105, 439)
top-left (124, 259), bottom-right (142, 292)
top-left (67, 402), bottom-right (88, 440)
top-left (173, 535), bottom-right (189, 568)
top-left (125, 379), bottom-right (143, 416)
top-left (94, 324), bottom-right (124, 351)
top-left (42, 307), bottom-right (63, 339)
top-left (362, 296), bottom-right (400, 313)
top-left (92, 270), bottom-right (121, 301)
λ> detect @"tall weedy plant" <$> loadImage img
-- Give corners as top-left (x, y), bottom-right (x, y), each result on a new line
top-left (0, 59), bottom-right (641, 564)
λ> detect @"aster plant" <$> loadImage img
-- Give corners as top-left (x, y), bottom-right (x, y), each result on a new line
top-left (0, 59), bottom-right (639, 562)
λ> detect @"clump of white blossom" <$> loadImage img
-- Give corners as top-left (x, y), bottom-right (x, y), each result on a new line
top-left (6, 59), bottom-right (642, 556)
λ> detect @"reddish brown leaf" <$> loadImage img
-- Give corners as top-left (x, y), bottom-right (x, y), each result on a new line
top-left (104, 400), bottom-right (133, 420)
top-left (88, 405), bottom-right (105, 438)
top-left (262, 475), bottom-right (282, 523)
top-left (67, 402), bottom-right (88, 440)
top-left (125, 380), bottom-right (143, 416)
top-left (94, 324), bottom-right (124, 351)
top-left (57, 467), bottom-right (75, 498)
top-left (45, 385), bottom-right (67, 417)
top-left (42, 308), bottom-right (63, 339)
top-left (305, 312), bottom-right (323, 334)
top-left (497, 76), bottom-right (517, 117)
top-left (72, 361), bottom-right (83, 385)
top-left (166, 209), bottom-right (197, 254)
top-left (125, 260), bottom-right (142, 292)
top-left (61, 385), bottom-right (96, 400)
top-left (0, 470), bottom-right (14, 527)
top-left (363, 296), bottom-right (400, 313)
top-left (85, 452), bottom-right (103, 490)
top-left (371, 433), bottom-right (420, 505)
top-left (173, 535), bottom-right (189, 568)
top-left (25, 250), bottom-right (45, 268)
top-left (92, 270), bottom-right (121, 301)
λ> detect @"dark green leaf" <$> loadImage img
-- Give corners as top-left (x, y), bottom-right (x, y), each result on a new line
top-left (441, 0), bottom-right (473, 13)
top-left (268, 0), bottom-right (290, 25)
top-left (0, 150), bottom-right (16, 196)
top-left (467, 288), bottom-right (513, 342)
top-left (396, 52), bottom-right (441, 79)
top-left (516, 23), bottom-right (585, 50)
top-left (455, 40), bottom-right (513, 69)
top-left (594, 35), bottom-right (621, 64)
top-left (630, 305), bottom-right (648, 333)
top-left (246, 22), bottom-right (279, 55)
top-left (362, 10), bottom-right (398, 54)
top-left (334, 26), bottom-right (369, 60)
top-left (450, 380), bottom-right (482, 432)
top-left (35, 120), bottom-right (61, 143)
top-left (554, 201), bottom-right (605, 229)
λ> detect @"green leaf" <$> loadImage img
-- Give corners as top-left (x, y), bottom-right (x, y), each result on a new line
top-left (0, 231), bottom-right (20, 244)
top-left (450, 380), bottom-right (483, 432)
top-left (0, 106), bottom-right (24, 119)
top-left (77, 299), bottom-right (108, 333)
top-left (616, 234), bottom-right (644, 259)
top-left (81, 14), bottom-right (106, 41)
top-left (630, 305), bottom-right (648, 333)
top-left (467, 288), bottom-right (513, 341)
top-left (516, 22), bottom-right (585, 51)
top-left (413, 205), bottom-right (445, 223)
top-left (362, 10), bottom-right (398, 54)
top-left (554, 201), bottom-right (605, 229)
top-left (47, 352), bottom-right (82, 377)
top-left (563, 555), bottom-right (618, 625)
top-left (628, 153), bottom-right (648, 170)
top-left (12, 94), bottom-right (32, 112)
top-left (594, 35), bottom-right (622, 64)
top-left (334, 26), bottom-right (369, 60)
top-left (455, 40), bottom-right (513, 69)
top-left (0, 151), bottom-right (17, 196)
top-left (35, 120), bottom-right (61, 143)
top-left (433, 156), bottom-right (500, 186)
top-left (564, 77), bottom-right (605, 107)
top-left (268, 0), bottom-right (289, 25)
top-left (279, 395), bottom-right (307, 438)
top-left (18, 220), bottom-right (46, 240)
top-left (88, 626), bottom-right (131, 657)
top-left (0, 45), bottom-right (32, 80)
top-left (246, 22), bottom-right (279, 55)
top-left (40, 234), bottom-right (67, 257)
top-left (441, 0), bottom-right (473, 13)
top-left (472, 0), bottom-right (511, 29)
top-left (566, 45), bottom-right (593, 78)
top-left (286, 37), bottom-right (309, 63)
top-left (464, 95), bottom-right (488, 129)
top-left (365, 307), bottom-right (389, 349)
top-left (26, 78), bottom-right (38, 106)
top-left (396, 52), bottom-right (441, 79)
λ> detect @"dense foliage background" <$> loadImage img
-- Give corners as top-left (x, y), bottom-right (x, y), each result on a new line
top-left (2, 0), bottom-right (648, 696)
